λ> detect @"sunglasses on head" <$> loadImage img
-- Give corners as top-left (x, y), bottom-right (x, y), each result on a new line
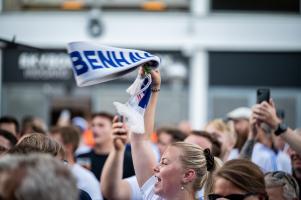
top-left (208, 192), bottom-right (257, 200)
top-left (266, 171), bottom-right (298, 192)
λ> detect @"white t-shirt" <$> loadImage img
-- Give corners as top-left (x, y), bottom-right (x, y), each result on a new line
top-left (71, 163), bottom-right (103, 200)
top-left (125, 176), bottom-right (143, 200)
top-left (141, 176), bottom-right (164, 200)
top-left (276, 150), bottom-right (292, 174)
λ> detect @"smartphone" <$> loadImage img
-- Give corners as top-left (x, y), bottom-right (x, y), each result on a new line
top-left (257, 88), bottom-right (270, 104)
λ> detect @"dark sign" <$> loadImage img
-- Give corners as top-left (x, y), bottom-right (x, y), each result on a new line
top-left (2, 49), bottom-right (73, 83)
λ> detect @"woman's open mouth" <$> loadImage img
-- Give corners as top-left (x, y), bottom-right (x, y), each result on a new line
top-left (155, 175), bottom-right (162, 183)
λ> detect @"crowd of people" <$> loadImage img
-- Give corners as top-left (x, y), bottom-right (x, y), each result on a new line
top-left (0, 68), bottom-right (300, 200)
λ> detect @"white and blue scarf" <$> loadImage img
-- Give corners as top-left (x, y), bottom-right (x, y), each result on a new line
top-left (67, 42), bottom-right (160, 133)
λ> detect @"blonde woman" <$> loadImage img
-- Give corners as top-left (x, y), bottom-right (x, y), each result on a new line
top-left (205, 119), bottom-right (236, 161)
top-left (113, 69), bottom-right (222, 200)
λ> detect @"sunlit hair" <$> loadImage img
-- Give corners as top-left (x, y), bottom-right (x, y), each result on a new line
top-left (205, 119), bottom-right (236, 144)
top-left (171, 142), bottom-right (223, 200)
top-left (265, 171), bottom-right (299, 200)
top-left (9, 133), bottom-right (64, 158)
top-left (0, 154), bottom-right (78, 200)
top-left (214, 159), bottom-right (268, 199)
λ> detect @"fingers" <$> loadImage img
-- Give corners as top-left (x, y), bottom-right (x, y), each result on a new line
top-left (150, 69), bottom-right (159, 75)
top-left (113, 135), bottom-right (128, 145)
top-left (270, 98), bottom-right (276, 108)
top-left (138, 67), bottom-right (145, 75)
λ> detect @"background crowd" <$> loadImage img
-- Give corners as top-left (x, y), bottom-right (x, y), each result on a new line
top-left (0, 69), bottom-right (300, 200)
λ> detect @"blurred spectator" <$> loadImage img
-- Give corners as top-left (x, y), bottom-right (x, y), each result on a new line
top-left (226, 107), bottom-right (251, 159)
top-left (9, 133), bottom-right (64, 159)
top-left (178, 120), bottom-right (192, 136)
top-left (185, 130), bottom-right (221, 158)
top-left (72, 116), bottom-right (92, 156)
top-left (21, 116), bottom-right (47, 136)
top-left (287, 129), bottom-right (301, 199)
top-left (265, 171), bottom-right (299, 200)
top-left (0, 154), bottom-right (78, 200)
top-left (50, 126), bottom-right (103, 200)
top-left (205, 119), bottom-right (235, 161)
top-left (0, 129), bottom-right (18, 149)
top-left (76, 112), bottom-right (135, 180)
top-left (239, 109), bottom-right (291, 173)
top-left (156, 127), bottom-right (187, 156)
top-left (0, 115), bottom-right (19, 137)
top-left (7, 132), bottom-right (93, 200)
top-left (252, 100), bottom-right (301, 156)
top-left (210, 159), bottom-right (268, 200)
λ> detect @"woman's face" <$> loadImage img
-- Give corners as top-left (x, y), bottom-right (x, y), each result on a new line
top-left (153, 146), bottom-right (185, 198)
top-left (205, 125), bottom-right (234, 152)
top-left (212, 177), bottom-right (261, 200)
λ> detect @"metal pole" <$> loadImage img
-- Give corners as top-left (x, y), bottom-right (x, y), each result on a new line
top-left (189, 50), bottom-right (209, 129)
top-left (0, 49), bottom-right (2, 116)
top-left (190, 0), bottom-right (210, 17)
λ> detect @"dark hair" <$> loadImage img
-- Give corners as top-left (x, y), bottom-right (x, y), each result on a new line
top-left (0, 145), bottom-right (7, 155)
top-left (190, 130), bottom-right (221, 158)
top-left (214, 159), bottom-right (267, 199)
top-left (0, 116), bottom-right (19, 133)
top-left (20, 116), bottom-right (46, 136)
top-left (0, 129), bottom-right (18, 147)
top-left (91, 112), bottom-right (114, 122)
top-left (157, 127), bottom-right (187, 142)
top-left (49, 126), bottom-right (80, 153)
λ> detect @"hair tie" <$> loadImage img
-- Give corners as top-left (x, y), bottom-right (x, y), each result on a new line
top-left (204, 148), bottom-right (214, 172)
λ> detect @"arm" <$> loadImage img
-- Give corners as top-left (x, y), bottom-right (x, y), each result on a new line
top-left (239, 109), bottom-right (257, 159)
top-left (101, 117), bottom-right (131, 200)
top-left (130, 69), bottom-right (161, 187)
top-left (280, 129), bottom-right (301, 155)
top-left (253, 99), bottom-right (301, 155)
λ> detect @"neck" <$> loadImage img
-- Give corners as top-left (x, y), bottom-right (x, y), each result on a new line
top-left (222, 148), bottom-right (231, 161)
top-left (166, 188), bottom-right (195, 200)
top-left (66, 152), bottom-right (75, 165)
top-left (94, 141), bottom-right (113, 154)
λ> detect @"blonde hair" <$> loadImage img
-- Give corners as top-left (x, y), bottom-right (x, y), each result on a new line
top-left (205, 119), bottom-right (236, 144)
top-left (13, 133), bottom-right (64, 157)
top-left (171, 142), bottom-right (222, 200)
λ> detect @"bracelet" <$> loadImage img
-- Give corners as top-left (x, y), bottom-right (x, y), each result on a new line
top-left (151, 88), bottom-right (160, 92)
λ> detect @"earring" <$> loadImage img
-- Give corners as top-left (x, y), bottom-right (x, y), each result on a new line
top-left (181, 186), bottom-right (184, 190)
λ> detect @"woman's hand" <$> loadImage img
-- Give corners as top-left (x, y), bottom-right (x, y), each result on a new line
top-left (139, 66), bottom-right (161, 88)
top-left (150, 69), bottom-right (161, 88)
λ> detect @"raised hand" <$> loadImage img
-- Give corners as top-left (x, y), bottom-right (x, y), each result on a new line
top-left (112, 116), bottom-right (129, 151)
top-left (252, 99), bottom-right (280, 130)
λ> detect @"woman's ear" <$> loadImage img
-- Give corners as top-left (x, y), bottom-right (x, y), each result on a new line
top-left (182, 169), bottom-right (196, 184)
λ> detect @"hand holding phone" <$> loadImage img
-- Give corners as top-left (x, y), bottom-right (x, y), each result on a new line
top-left (113, 115), bottom-right (127, 151)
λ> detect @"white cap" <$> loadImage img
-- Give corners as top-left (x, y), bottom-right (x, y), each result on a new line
top-left (227, 107), bottom-right (251, 120)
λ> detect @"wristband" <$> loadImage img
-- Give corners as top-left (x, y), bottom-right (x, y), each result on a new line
top-left (274, 122), bottom-right (288, 136)
top-left (151, 88), bottom-right (160, 92)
